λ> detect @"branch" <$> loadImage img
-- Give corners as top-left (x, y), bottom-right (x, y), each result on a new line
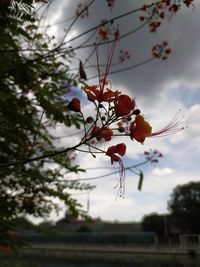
top-left (62, 159), bottom-right (150, 182)
top-left (0, 142), bottom-right (82, 168)
top-left (71, 20), bottom-right (148, 52)
top-left (61, 1), bottom-right (163, 47)
top-left (87, 57), bottom-right (154, 80)
top-left (59, 0), bottom-right (96, 46)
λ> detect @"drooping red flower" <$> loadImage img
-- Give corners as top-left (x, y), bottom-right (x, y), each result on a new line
top-left (106, 143), bottom-right (126, 197)
top-left (106, 143), bottom-right (126, 164)
top-left (129, 115), bottom-right (152, 144)
top-left (68, 98), bottom-right (81, 113)
top-left (114, 94), bottom-right (135, 117)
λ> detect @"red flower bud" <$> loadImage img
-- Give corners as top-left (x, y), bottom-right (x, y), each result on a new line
top-left (68, 98), bottom-right (81, 113)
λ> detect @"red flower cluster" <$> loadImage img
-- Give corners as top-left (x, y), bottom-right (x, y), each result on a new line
top-left (152, 41), bottom-right (172, 60)
top-left (139, 0), bottom-right (194, 33)
top-left (65, 24), bottom-right (184, 195)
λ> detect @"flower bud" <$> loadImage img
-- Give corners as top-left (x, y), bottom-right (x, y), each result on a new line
top-left (86, 116), bottom-right (94, 123)
top-left (118, 126), bottom-right (125, 133)
top-left (132, 109), bottom-right (141, 115)
top-left (68, 98), bottom-right (81, 113)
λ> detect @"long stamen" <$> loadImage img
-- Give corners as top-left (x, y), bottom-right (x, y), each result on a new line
top-left (114, 158), bottom-right (125, 198)
top-left (95, 43), bottom-right (102, 89)
top-left (150, 110), bottom-right (184, 137)
top-left (104, 31), bottom-right (119, 84)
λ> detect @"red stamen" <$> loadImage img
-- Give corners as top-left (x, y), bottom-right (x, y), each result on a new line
top-left (96, 30), bottom-right (119, 92)
top-left (150, 110), bottom-right (184, 137)
top-left (104, 30), bottom-right (119, 83)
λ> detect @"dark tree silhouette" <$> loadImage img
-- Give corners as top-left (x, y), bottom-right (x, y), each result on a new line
top-left (168, 181), bottom-right (200, 234)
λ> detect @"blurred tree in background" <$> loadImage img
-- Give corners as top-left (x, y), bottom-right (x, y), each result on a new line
top-left (168, 181), bottom-right (200, 234)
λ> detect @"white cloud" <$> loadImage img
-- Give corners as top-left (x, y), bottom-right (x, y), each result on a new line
top-left (184, 104), bottom-right (200, 139)
top-left (152, 167), bottom-right (173, 176)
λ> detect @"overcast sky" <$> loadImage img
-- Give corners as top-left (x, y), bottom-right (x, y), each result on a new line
top-left (34, 0), bottom-right (200, 223)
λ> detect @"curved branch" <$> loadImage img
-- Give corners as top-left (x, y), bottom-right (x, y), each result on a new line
top-left (0, 142), bottom-right (82, 168)
top-left (87, 57), bottom-right (154, 80)
top-left (63, 159), bottom-right (150, 182)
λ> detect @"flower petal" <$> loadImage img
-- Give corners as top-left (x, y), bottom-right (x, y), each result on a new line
top-left (130, 115), bottom-right (152, 144)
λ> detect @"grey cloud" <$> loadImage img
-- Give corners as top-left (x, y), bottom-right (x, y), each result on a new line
top-left (54, 1), bottom-right (200, 109)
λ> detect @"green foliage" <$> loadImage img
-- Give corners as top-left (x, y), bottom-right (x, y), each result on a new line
top-left (142, 213), bottom-right (166, 238)
top-left (0, 0), bottom-right (92, 227)
top-left (168, 181), bottom-right (200, 234)
top-left (77, 224), bottom-right (92, 233)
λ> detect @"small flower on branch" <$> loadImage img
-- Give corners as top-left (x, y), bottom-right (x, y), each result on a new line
top-left (114, 94), bottom-right (135, 117)
top-left (106, 143), bottom-right (126, 197)
top-left (68, 98), bottom-right (81, 113)
top-left (152, 41), bottom-right (172, 60)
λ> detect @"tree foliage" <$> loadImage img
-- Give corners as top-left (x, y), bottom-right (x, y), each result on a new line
top-left (0, 0), bottom-right (93, 223)
top-left (142, 213), bottom-right (166, 238)
top-left (168, 181), bottom-right (200, 234)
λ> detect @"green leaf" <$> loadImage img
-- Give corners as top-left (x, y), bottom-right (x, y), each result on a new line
top-left (138, 171), bottom-right (144, 191)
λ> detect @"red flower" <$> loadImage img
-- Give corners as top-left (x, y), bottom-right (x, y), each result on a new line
top-left (106, 143), bottom-right (126, 164)
top-left (101, 128), bottom-right (113, 141)
top-left (68, 98), bottom-right (81, 113)
top-left (114, 94), bottom-right (135, 117)
top-left (82, 85), bottom-right (99, 102)
top-left (98, 28), bottom-right (108, 40)
top-left (101, 89), bottom-right (121, 103)
top-left (82, 85), bottom-right (120, 103)
top-left (91, 126), bottom-right (113, 142)
top-left (130, 112), bottom-right (184, 144)
top-left (0, 245), bottom-right (11, 254)
top-left (106, 143), bottom-right (126, 197)
top-left (129, 115), bottom-right (152, 144)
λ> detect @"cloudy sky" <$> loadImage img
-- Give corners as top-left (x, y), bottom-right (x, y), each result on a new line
top-left (35, 0), bottom-right (200, 223)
